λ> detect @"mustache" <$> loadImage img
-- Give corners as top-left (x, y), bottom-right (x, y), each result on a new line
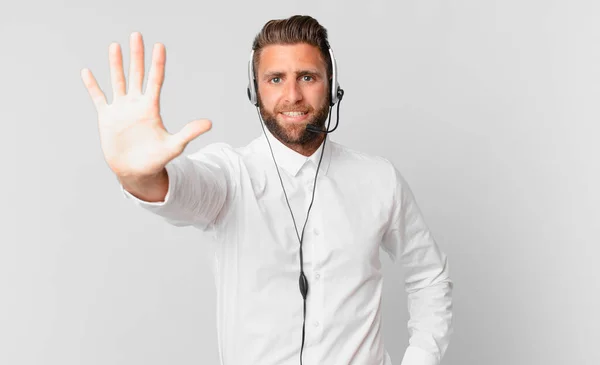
top-left (275, 105), bottom-right (312, 113)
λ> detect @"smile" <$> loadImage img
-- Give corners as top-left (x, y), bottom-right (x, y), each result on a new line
top-left (281, 111), bottom-right (307, 116)
top-left (279, 111), bottom-right (310, 123)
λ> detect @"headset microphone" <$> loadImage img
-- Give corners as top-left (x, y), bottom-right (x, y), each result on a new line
top-left (306, 89), bottom-right (344, 134)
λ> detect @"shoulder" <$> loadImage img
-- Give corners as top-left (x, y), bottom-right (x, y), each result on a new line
top-left (329, 140), bottom-right (398, 180)
top-left (331, 141), bottom-right (417, 197)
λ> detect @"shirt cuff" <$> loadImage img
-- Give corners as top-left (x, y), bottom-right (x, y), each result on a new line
top-left (400, 346), bottom-right (439, 365)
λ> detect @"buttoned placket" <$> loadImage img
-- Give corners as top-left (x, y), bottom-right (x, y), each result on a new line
top-left (300, 160), bottom-right (325, 349)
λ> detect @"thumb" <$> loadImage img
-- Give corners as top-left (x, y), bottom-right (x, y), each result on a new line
top-left (168, 119), bottom-right (213, 153)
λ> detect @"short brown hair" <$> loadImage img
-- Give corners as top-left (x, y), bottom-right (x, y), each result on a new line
top-left (251, 15), bottom-right (332, 81)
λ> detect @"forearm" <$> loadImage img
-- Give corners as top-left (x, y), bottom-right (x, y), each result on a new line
top-left (401, 274), bottom-right (453, 365)
top-left (119, 168), bottom-right (169, 203)
top-left (121, 151), bottom-right (230, 229)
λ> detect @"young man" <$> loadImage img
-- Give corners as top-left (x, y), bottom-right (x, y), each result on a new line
top-left (81, 15), bottom-right (453, 365)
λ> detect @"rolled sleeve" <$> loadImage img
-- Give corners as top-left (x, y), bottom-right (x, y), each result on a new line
top-left (400, 345), bottom-right (440, 365)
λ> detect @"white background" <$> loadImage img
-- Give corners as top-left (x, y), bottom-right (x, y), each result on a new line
top-left (1, 1), bottom-right (598, 364)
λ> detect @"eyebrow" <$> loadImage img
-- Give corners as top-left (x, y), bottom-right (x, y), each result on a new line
top-left (262, 69), bottom-right (322, 80)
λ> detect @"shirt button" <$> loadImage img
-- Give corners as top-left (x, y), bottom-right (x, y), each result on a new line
top-left (314, 321), bottom-right (320, 327)
top-left (315, 272), bottom-right (320, 280)
top-left (313, 228), bottom-right (320, 236)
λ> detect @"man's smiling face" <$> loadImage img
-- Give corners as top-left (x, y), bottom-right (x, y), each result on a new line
top-left (256, 43), bottom-right (330, 147)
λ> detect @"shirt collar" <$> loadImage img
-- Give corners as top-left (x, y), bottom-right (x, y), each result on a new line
top-left (260, 126), bottom-right (333, 177)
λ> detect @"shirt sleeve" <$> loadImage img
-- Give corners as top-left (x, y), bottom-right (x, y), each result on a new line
top-left (120, 143), bottom-right (233, 231)
top-left (381, 165), bottom-right (454, 365)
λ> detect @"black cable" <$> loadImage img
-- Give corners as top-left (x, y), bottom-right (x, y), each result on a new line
top-left (255, 101), bottom-right (337, 365)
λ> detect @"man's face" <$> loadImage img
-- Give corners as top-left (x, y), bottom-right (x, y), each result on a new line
top-left (256, 43), bottom-right (330, 146)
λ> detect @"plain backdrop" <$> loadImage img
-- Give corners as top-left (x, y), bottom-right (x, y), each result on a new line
top-left (1, 1), bottom-right (598, 364)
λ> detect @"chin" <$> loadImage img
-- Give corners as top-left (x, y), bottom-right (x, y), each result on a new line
top-left (281, 125), bottom-right (309, 142)
top-left (272, 122), bottom-right (316, 145)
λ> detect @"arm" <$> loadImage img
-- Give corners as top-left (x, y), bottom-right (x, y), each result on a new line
top-left (381, 166), bottom-right (453, 365)
top-left (121, 144), bottom-right (232, 230)
top-left (81, 31), bottom-right (217, 229)
top-left (119, 167), bottom-right (169, 202)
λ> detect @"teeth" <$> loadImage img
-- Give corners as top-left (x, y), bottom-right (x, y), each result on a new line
top-left (282, 112), bottom-right (306, 117)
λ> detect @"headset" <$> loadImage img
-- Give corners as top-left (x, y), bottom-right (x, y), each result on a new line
top-left (246, 43), bottom-right (344, 365)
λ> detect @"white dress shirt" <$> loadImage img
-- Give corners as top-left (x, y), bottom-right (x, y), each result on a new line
top-left (122, 128), bottom-right (453, 365)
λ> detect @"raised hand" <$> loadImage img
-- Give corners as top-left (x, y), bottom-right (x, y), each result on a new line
top-left (81, 32), bottom-right (212, 180)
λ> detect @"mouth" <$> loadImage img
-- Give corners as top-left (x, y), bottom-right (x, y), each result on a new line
top-left (279, 111), bottom-right (309, 123)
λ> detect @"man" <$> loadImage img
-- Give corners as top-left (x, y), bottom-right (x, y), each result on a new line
top-left (81, 15), bottom-right (453, 365)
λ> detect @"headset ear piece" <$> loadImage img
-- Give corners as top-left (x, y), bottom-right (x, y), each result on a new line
top-left (329, 88), bottom-right (344, 107)
top-left (247, 50), bottom-right (259, 107)
top-left (247, 86), bottom-right (256, 106)
top-left (328, 47), bottom-right (341, 106)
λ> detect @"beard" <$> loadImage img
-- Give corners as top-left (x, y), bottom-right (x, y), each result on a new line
top-left (258, 96), bottom-right (331, 146)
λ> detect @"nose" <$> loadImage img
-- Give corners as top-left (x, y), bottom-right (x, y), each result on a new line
top-left (283, 79), bottom-right (303, 104)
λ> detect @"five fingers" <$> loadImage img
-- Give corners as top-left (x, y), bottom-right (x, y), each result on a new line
top-left (82, 33), bottom-right (208, 162)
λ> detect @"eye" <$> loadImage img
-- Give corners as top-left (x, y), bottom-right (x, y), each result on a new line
top-left (270, 77), bottom-right (281, 84)
top-left (301, 75), bottom-right (313, 82)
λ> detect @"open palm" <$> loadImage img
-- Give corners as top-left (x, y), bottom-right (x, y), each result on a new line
top-left (81, 32), bottom-right (212, 178)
